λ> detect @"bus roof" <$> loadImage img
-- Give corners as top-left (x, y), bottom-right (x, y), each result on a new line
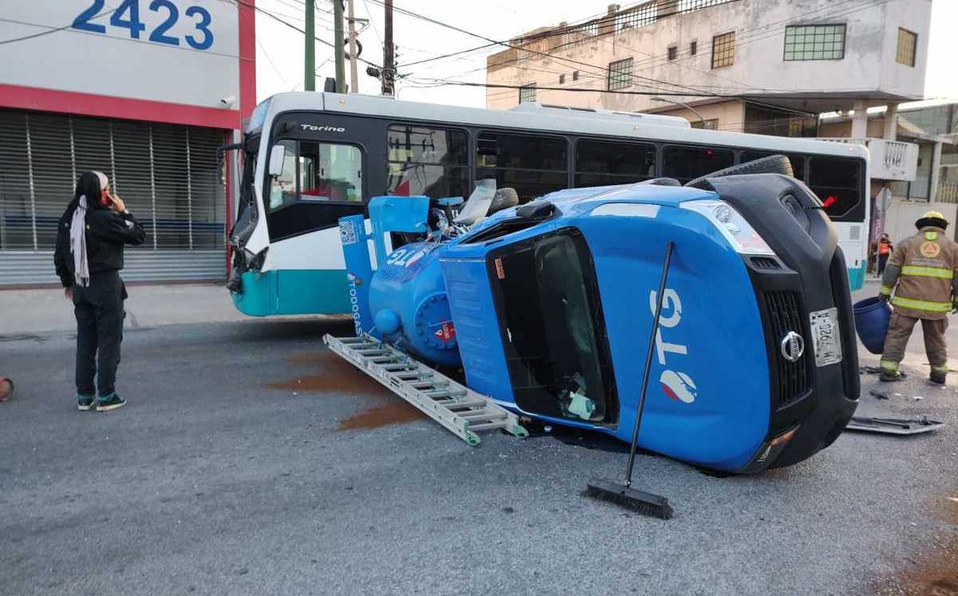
top-left (255, 92), bottom-right (869, 160)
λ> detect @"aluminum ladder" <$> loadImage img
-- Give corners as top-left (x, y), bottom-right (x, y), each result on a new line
top-left (323, 333), bottom-right (528, 446)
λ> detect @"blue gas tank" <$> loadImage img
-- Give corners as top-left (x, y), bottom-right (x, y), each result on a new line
top-left (368, 241), bottom-right (461, 367)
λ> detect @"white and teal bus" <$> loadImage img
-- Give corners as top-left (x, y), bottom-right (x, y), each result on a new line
top-left (227, 92), bottom-right (869, 316)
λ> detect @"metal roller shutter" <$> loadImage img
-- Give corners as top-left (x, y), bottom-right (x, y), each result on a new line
top-left (0, 109), bottom-right (227, 287)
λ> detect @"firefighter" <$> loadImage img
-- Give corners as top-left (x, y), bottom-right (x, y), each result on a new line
top-left (876, 233), bottom-right (893, 276)
top-left (879, 210), bottom-right (958, 384)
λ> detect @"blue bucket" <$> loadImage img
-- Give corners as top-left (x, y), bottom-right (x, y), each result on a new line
top-left (853, 297), bottom-right (891, 355)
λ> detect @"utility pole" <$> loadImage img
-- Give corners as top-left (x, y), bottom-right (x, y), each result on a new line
top-left (304, 0), bottom-right (315, 91)
top-left (333, 0), bottom-right (346, 93)
top-left (382, 0), bottom-right (395, 96)
top-left (347, 0), bottom-right (359, 93)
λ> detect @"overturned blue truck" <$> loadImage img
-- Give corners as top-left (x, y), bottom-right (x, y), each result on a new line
top-left (330, 156), bottom-right (860, 474)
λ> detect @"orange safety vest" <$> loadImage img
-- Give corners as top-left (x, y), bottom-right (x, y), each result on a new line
top-left (878, 239), bottom-right (891, 255)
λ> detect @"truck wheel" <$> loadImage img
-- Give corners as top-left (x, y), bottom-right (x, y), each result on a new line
top-left (685, 154), bottom-right (794, 190)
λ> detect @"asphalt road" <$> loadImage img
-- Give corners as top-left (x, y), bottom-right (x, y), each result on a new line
top-left (1, 308), bottom-right (956, 595)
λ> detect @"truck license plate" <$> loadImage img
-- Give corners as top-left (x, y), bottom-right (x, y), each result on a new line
top-left (809, 308), bottom-right (842, 367)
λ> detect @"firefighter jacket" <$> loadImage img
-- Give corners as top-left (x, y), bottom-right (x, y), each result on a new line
top-left (880, 226), bottom-right (958, 320)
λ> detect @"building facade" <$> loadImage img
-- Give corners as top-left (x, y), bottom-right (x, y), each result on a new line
top-left (820, 102), bottom-right (958, 247)
top-left (0, 0), bottom-right (256, 286)
top-left (486, 0), bottom-right (932, 136)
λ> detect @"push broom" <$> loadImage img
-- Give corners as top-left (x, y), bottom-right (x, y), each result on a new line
top-left (585, 241), bottom-right (675, 520)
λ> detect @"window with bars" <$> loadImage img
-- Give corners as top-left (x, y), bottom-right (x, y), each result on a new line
top-left (519, 84), bottom-right (537, 104)
top-left (711, 31), bottom-right (735, 68)
top-left (614, 2), bottom-right (657, 32)
top-left (678, 0), bottom-right (731, 12)
top-left (896, 28), bottom-right (917, 66)
top-left (784, 24), bottom-right (846, 61)
top-left (607, 58), bottom-right (633, 90)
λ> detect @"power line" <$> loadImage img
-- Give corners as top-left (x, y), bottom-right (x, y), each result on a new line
top-left (361, 0), bottom-right (384, 50)
top-left (417, 0), bottom-right (885, 118)
top-left (230, 0), bottom-right (385, 69)
top-left (401, 0), bottom-right (880, 103)
top-left (257, 36), bottom-right (291, 86)
top-left (367, 0), bottom-right (813, 103)
top-left (0, 5), bottom-right (120, 46)
top-left (432, 0), bottom-right (877, 91)
top-left (401, 79), bottom-right (887, 102)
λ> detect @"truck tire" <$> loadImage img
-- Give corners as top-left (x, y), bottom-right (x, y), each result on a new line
top-left (685, 154), bottom-right (794, 190)
top-left (489, 187), bottom-right (520, 215)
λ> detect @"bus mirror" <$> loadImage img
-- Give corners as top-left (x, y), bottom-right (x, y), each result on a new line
top-left (268, 145), bottom-right (287, 177)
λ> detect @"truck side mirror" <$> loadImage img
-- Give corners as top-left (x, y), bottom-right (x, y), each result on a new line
top-left (268, 145), bottom-right (287, 177)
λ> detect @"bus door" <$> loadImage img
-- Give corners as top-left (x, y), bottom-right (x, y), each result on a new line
top-left (255, 113), bottom-right (376, 314)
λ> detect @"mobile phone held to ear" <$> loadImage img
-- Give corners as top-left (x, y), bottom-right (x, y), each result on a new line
top-left (101, 190), bottom-right (113, 207)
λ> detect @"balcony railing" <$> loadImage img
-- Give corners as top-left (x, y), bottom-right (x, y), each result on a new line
top-left (513, 0), bottom-right (740, 53)
top-left (816, 137), bottom-right (918, 181)
top-left (937, 182), bottom-right (958, 204)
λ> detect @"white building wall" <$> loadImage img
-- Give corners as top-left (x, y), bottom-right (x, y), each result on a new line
top-left (0, 0), bottom-right (240, 110)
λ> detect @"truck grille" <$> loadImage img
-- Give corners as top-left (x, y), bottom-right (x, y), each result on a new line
top-left (763, 291), bottom-right (810, 408)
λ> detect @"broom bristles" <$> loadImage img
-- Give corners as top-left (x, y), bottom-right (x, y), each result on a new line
top-left (585, 478), bottom-right (674, 520)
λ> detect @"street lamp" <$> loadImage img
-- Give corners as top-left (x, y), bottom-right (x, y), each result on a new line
top-left (651, 96), bottom-right (707, 128)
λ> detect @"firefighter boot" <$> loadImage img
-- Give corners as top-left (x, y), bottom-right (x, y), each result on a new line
top-left (930, 365), bottom-right (948, 385)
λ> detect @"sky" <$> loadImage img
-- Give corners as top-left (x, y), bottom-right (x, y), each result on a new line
top-left (253, 0), bottom-right (958, 109)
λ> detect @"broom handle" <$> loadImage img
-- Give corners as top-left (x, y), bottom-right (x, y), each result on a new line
top-left (625, 241), bottom-right (674, 489)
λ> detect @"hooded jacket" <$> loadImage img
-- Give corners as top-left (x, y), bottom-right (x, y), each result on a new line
top-left (53, 173), bottom-right (146, 288)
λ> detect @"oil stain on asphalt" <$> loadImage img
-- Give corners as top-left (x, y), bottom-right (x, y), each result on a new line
top-left (268, 350), bottom-right (425, 431)
top-left (875, 497), bottom-right (958, 595)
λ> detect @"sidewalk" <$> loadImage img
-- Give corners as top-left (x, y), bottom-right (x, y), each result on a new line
top-left (0, 283), bottom-right (248, 337)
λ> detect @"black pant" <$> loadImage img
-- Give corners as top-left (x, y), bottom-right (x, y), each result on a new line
top-left (74, 270), bottom-right (126, 398)
top-left (878, 253), bottom-right (889, 276)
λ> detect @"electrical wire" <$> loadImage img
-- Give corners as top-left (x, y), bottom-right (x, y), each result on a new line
top-left (406, 0), bottom-right (885, 117)
top-left (369, 0), bottom-right (827, 102)
top-left (400, 79), bottom-right (892, 102)
top-left (0, 5), bottom-right (120, 46)
top-left (229, 0), bottom-right (385, 69)
top-left (400, 0), bottom-right (881, 102)
top-left (257, 36), bottom-right (291, 86)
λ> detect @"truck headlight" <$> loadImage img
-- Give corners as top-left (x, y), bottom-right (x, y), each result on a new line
top-left (680, 199), bottom-right (775, 256)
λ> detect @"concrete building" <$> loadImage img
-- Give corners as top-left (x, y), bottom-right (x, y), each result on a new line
top-left (0, 0), bottom-right (256, 287)
top-left (486, 0), bottom-right (932, 137)
top-left (820, 101), bottom-right (958, 244)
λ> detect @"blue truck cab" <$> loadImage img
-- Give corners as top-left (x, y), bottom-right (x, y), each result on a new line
top-left (437, 174), bottom-right (859, 473)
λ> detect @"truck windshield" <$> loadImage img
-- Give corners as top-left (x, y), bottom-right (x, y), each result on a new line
top-left (491, 228), bottom-right (617, 424)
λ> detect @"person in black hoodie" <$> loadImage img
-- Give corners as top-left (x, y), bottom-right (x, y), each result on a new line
top-left (54, 172), bottom-right (145, 412)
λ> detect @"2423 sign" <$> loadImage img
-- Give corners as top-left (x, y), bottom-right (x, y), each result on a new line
top-left (72, 0), bottom-right (215, 50)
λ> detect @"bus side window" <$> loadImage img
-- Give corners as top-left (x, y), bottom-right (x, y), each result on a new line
top-left (808, 156), bottom-right (862, 221)
top-left (740, 150), bottom-right (806, 181)
top-left (574, 140), bottom-right (655, 187)
top-left (475, 131), bottom-right (568, 203)
top-left (661, 146), bottom-right (735, 184)
top-left (386, 125), bottom-right (469, 199)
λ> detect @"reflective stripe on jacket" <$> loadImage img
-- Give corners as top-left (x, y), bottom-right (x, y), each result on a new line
top-left (884, 227), bottom-right (958, 320)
